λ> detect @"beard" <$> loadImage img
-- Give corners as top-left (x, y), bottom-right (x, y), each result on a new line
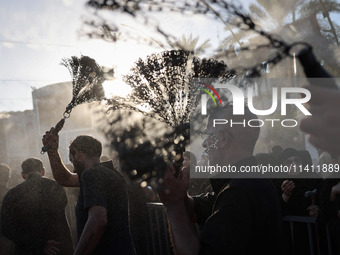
top-left (72, 159), bottom-right (86, 175)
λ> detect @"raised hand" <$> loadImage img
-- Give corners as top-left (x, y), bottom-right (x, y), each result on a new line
top-left (157, 164), bottom-right (190, 209)
top-left (42, 127), bottom-right (60, 153)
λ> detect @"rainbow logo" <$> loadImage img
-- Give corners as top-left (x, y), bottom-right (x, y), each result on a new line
top-left (200, 83), bottom-right (222, 106)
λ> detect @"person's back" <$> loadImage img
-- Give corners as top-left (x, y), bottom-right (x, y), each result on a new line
top-left (1, 158), bottom-right (73, 255)
top-left (76, 161), bottom-right (135, 254)
top-left (42, 134), bottom-right (136, 254)
top-left (197, 163), bottom-right (283, 254)
top-left (220, 178), bottom-right (282, 254)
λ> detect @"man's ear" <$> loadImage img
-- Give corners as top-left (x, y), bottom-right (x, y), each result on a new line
top-left (21, 172), bottom-right (27, 180)
top-left (42, 168), bottom-right (45, 176)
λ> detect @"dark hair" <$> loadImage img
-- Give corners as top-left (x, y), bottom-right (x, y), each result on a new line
top-left (297, 150), bottom-right (313, 167)
top-left (278, 148), bottom-right (299, 164)
top-left (255, 153), bottom-right (278, 166)
top-left (272, 145), bottom-right (283, 154)
top-left (0, 163), bottom-right (11, 185)
top-left (21, 158), bottom-right (44, 175)
top-left (69, 135), bottom-right (102, 158)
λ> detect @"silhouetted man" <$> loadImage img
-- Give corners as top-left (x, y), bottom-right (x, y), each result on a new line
top-left (158, 106), bottom-right (283, 255)
top-left (42, 133), bottom-right (136, 255)
top-left (1, 158), bottom-right (73, 255)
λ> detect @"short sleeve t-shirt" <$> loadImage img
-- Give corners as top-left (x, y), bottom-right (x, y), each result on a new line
top-left (1, 173), bottom-right (73, 254)
top-left (76, 162), bottom-right (136, 255)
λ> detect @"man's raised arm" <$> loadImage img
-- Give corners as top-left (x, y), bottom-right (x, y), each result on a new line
top-left (157, 165), bottom-right (200, 255)
top-left (42, 127), bottom-right (79, 187)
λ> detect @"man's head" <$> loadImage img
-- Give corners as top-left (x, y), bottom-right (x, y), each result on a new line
top-left (69, 135), bottom-right (102, 174)
top-left (202, 105), bottom-right (260, 165)
top-left (271, 145), bottom-right (283, 156)
top-left (0, 163), bottom-right (11, 187)
top-left (21, 158), bottom-right (45, 179)
top-left (278, 148), bottom-right (303, 176)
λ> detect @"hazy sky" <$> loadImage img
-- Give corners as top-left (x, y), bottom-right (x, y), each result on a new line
top-left (0, 0), bottom-right (227, 112)
top-left (1, 0), bottom-right (339, 113)
top-left (0, 0), bottom-right (102, 112)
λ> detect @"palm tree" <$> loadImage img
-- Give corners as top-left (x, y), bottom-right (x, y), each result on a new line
top-left (299, 0), bottom-right (340, 44)
top-left (172, 34), bottom-right (211, 55)
top-left (219, 0), bottom-right (301, 48)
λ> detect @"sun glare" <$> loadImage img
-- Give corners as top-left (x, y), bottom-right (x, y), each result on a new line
top-left (103, 79), bottom-right (132, 98)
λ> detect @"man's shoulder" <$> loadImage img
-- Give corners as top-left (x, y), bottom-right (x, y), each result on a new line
top-left (29, 175), bottom-right (64, 189)
top-left (40, 176), bottom-right (60, 183)
top-left (22, 176), bottom-right (66, 199)
top-left (4, 180), bottom-right (29, 197)
top-left (229, 178), bottom-right (272, 187)
top-left (221, 179), bottom-right (280, 208)
top-left (227, 178), bottom-right (277, 195)
top-left (3, 177), bottom-right (65, 204)
top-left (82, 162), bottom-right (124, 182)
top-left (234, 156), bottom-right (258, 168)
top-left (2, 185), bottom-right (19, 201)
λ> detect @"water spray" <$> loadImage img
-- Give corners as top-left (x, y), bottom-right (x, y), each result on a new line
top-left (41, 55), bottom-right (107, 154)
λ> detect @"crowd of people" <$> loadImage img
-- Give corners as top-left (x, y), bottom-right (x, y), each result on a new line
top-left (0, 84), bottom-right (339, 255)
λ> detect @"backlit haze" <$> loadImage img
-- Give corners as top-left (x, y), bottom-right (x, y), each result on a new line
top-left (0, 0), bottom-right (227, 112)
